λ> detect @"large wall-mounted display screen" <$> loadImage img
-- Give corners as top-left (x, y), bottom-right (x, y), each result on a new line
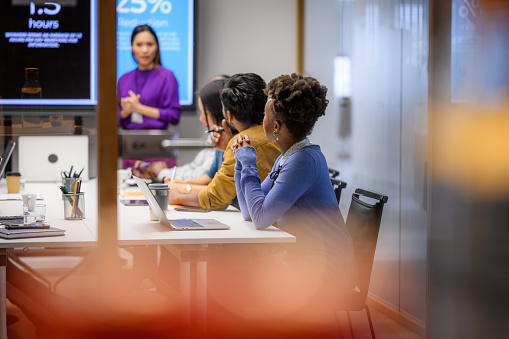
top-left (0, 0), bottom-right (97, 106)
top-left (116, 0), bottom-right (195, 107)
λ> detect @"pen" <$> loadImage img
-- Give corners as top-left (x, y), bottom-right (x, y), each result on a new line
top-left (205, 127), bottom-right (224, 133)
top-left (77, 166), bottom-right (85, 178)
top-left (170, 167), bottom-right (177, 182)
top-left (136, 162), bottom-right (151, 169)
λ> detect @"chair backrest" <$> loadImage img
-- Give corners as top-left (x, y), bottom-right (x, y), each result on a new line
top-left (328, 168), bottom-right (340, 178)
top-left (345, 188), bottom-right (388, 301)
top-left (331, 178), bottom-right (347, 204)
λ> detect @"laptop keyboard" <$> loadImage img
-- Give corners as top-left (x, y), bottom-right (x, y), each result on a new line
top-left (170, 219), bottom-right (203, 228)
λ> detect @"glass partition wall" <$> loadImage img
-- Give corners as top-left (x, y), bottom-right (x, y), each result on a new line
top-left (304, 0), bottom-right (429, 332)
top-left (0, 1), bottom-right (119, 335)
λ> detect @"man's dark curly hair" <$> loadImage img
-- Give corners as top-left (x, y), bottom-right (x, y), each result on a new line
top-left (264, 73), bottom-right (329, 140)
top-left (220, 73), bottom-right (267, 125)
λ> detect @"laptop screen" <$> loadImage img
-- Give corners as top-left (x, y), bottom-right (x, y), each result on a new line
top-left (0, 140), bottom-right (16, 178)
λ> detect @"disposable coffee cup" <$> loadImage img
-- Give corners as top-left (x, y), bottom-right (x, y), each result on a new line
top-left (148, 183), bottom-right (169, 221)
top-left (6, 172), bottom-right (21, 193)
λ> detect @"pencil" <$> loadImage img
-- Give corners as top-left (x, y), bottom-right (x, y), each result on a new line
top-left (71, 178), bottom-right (78, 217)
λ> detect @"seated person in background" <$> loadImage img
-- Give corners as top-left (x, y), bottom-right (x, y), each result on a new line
top-left (167, 73), bottom-right (281, 210)
top-left (229, 73), bottom-right (357, 319)
top-left (133, 78), bottom-right (233, 183)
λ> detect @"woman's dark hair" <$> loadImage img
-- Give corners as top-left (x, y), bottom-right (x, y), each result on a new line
top-left (200, 79), bottom-right (238, 133)
top-left (220, 73), bottom-right (267, 125)
top-left (131, 25), bottom-right (162, 67)
top-left (264, 73), bottom-right (329, 139)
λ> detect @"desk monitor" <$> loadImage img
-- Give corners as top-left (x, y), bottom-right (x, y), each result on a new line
top-left (0, 140), bottom-right (16, 178)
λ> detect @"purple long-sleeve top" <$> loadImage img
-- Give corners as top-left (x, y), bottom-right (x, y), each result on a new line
top-left (117, 66), bottom-right (182, 129)
top-left (234, 144), bottom-right (357, 287)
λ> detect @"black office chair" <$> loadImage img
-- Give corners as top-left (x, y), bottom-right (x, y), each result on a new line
top-left (338, 188), bottom-right (388, 339)
top-left (331, 178), bottom-right (347, 204)
top-left (328, 168), bottom-right (340, 178)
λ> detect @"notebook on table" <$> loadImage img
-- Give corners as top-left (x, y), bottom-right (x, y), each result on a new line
top-left (133, 176), bottom-right (230, 231)
top-left (0, 226), bottom-right (65, 239)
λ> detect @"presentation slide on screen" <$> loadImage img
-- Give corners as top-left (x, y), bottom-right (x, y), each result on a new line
top-left (117, 0), bottom-right (195, 106)
top-left (0, 0), bottom-right (96, 105)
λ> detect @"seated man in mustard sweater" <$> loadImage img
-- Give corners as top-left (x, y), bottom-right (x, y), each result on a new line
top-left (168, 73), bottom-right (280, 210)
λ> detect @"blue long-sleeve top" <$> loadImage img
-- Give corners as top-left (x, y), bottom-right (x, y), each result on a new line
top-left (206, 150), bottom-right (224, 179)
top-left (234, 144), bottom-right (357, 286)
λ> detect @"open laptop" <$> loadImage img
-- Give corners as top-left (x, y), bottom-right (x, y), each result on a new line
top-left (0, 140), bottom-right (22, 221)
top-left (18, 136), bottom-right (88, 182)
top-left (0, 140), bottom-right (16, 179)
top-left (133, 176), bottom-right (230, 230)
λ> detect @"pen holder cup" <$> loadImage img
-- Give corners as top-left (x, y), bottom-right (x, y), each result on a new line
top-left (62, 177), bottom-right (78, 194)
top-left (63, 193), bottom-right (85, 220)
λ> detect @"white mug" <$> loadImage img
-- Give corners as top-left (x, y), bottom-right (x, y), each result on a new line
top-left (117, 168), bottom-right (132, 196)
top-left (22, 194), bottom-right (38, 212)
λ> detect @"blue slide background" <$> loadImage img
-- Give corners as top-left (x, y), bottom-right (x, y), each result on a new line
top-left (117, 0), bottom-right (194, 106)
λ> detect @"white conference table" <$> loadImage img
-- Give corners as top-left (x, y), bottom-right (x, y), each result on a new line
top-left (114, 194), bottom-right (296, 328)
top-left (0, 180), bottom-right (296, 336)
top-left (0, 181), bottom-right (97, 339)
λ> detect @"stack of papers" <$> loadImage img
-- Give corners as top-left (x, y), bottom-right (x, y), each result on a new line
top-left (0, 226), bottom-right (65, 239)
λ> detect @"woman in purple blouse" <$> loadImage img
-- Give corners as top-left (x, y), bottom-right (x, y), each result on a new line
top-left (117, 25), bottom-right (181, 130)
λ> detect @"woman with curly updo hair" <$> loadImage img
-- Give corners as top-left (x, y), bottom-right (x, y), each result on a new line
top-left (230, 73), bottom-right (357, 324)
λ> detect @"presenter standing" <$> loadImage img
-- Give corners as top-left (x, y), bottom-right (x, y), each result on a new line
top-left (118, 24), bottom-right (181, 129)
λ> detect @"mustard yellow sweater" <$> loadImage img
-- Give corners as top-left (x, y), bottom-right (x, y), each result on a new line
top-left (198, 124), bottom-right (280, 210)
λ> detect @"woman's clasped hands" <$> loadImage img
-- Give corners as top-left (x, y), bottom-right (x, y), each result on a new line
top-left (120, 90), bottom-right (141, 118)
top-left (230, 134), bottom-right (251, 154)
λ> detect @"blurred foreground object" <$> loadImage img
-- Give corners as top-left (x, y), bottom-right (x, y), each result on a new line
top-left (428, 1), bottom-right (509, 338)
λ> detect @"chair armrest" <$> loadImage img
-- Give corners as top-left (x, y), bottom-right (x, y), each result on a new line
top-left (354, 188), bottom-right (388, 204)
top-left (331, 177), bottom-right (347, 189)
top-left (328, 168), bottom-right (340, 178)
